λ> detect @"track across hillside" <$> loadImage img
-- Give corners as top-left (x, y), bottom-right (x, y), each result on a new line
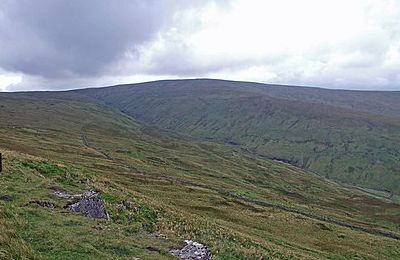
top-left (80, 124), bottom-right (400, 241)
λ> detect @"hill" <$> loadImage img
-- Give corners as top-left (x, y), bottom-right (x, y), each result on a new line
top-left (78, 79), bottom-right (400, 195)
top-left (1, 90), bottom-right (400, 259)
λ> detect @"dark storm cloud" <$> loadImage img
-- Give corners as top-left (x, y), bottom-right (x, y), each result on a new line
top-left (0, 0), bottom-right (203, 78)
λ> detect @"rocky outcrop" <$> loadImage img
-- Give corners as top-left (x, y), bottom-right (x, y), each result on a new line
top-left (171, 240), bottom-right (212, 260)
top-left (67, 196), bottom-right (109, 219)
top-left (55, 188), bottom-right (109, 220)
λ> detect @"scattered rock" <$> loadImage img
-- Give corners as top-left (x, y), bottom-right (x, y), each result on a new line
top-left (0, 194), bottom-right (12, 202)
top-left (29, 200), bottom-right (56, 209)
top-left (117, 200), bottom-right (139, 211)
top-left (316, 222), bottom-right (333, 231)
top-left (117, 202), bottom-right (126, 211)
top-left (80, 189), bottom-right (98, 198)
top-left (146, 246), bottom-right (162, 253)
top-left (116, 149), bottom-right (131, 154)
top-left (66, 196), bottom-right (109, 220)
top-left (53, 188), bottom-right (97, 199)
top-left (150, 232), bottom-right (167, 240)
top-left (117, 200), bottom-right (139, 221)
top-left (92, 224), bottom-right (103, 231)
top-left (53, 190), bottom-right (71, 199)
top-left (171, 240), bottom-right (212, 260)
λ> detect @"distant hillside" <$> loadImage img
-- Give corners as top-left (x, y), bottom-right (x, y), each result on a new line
top-left (83, 79), bottom-right (400, 117)
top-left (78, 79), bottom-right (400, 195)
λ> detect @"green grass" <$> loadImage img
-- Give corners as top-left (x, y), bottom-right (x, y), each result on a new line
top-left (0, 91), bottom-right (400, 259)
top-left (22, 161), bottom-right (66, 177)
top-left (77, 79), bottom-right (400, 195)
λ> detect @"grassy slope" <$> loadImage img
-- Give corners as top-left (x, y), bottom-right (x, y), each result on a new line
top-left (1, 92), bottom-right (400, 259)
top-left (77, 79), bottom-right (400, 194)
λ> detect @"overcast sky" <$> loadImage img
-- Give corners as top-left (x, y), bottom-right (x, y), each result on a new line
top-left (0, 0), bottom-right (399, 91)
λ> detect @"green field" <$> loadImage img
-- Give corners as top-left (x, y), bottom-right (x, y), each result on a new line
top-left (1, 88), bottom-right (400, 259)
top-left (78, 79), bottom-right (400, 195)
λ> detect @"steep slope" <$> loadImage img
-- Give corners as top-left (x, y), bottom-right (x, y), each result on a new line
top-left (78, 79), bottom-right (400, 195)
top-left (1, 91), bottom-right (400, 259)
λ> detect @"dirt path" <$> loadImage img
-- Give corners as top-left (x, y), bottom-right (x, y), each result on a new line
top-left (80, 123), bottom-right (113, 160)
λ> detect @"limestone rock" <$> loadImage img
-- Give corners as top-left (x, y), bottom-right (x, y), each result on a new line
top-left (58, 188), bottom-right (110, 220)
top-left (67, 196), bottom-right (109, 219)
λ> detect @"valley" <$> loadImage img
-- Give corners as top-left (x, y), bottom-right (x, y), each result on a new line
top-left (79, 79), bottom-right (400, 196)
top-left (1, 85), bottom-right (400, 259)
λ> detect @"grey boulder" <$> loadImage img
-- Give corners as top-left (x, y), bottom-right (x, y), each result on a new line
top-left (63, 189), bottom-right (109, 220)
top-left (67, 196), bottom-right (109, 219)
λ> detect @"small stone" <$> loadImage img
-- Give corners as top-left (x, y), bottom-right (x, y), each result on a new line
top-left (53, 190), bottom-right (71, 199)
top-left (123, 200), bottom-right (139, 212)
top-left (151, 232), bottom-right (167, 240)
top-left (92, 224), bottom-right (103, 230)
top-left (117, 203), bottom-right (127, 211)
top-left (0, 195), bottom-right (12, 202)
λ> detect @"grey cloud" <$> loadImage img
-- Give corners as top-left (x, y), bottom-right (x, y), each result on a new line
top-left (0, 0), bottom-right (205, 79)
top-left (0, 0), bottom-right (398, 91)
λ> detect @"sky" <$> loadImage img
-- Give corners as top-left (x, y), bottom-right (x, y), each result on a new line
top-left (0, 0), bottom-right (399, 91)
